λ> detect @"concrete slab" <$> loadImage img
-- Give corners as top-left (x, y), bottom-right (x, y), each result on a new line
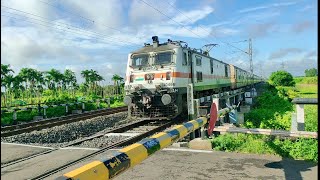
top-left (115, 147), bottom-right (318, 180)
top-left (1, 148), bottom-right (98, 180)
top-left (188, 138), bottom-right (212, 150)
top-left (1, 142), bottom-right (54, 164)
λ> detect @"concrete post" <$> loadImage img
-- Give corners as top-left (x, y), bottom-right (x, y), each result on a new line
top-left (97, 100), bottom-right (100, 109)
top-left (13, 110), bottom-right (17, 124)
top-left (291, 112), bottom-right (297, 132)
top-left (37, 104), bottom-right (41, 116)
top-left (194, 99), bottom-right (200, 118)
top-left (107, 98), bottom-right (111, 109)
top-left (296, 104), bottom-right (305, 131)
top-left (187, 84), bottom-right (194, 120)
top-left (66, 105), bottom-right (68, 114)
top-left (82, 103), bottom-right (85, 113)
top-left (127, 105), bottom-right (131, 118)
top-left (43, 108), bottom-right (47, 119)
top-left (200, 127), bottom-right (206, 139)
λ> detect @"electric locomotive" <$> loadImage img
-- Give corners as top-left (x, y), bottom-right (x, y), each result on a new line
top-left (124, 36), bottom-right (261, 118)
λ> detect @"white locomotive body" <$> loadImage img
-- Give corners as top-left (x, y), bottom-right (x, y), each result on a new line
top-left (124, 36), bottom-right (262, 118)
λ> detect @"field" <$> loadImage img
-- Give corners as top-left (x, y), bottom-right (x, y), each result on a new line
top-left (211, 77), bottom-right (318, 162)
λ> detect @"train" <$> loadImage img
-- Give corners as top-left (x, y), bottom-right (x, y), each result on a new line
top-left (124, 36), bottom-right (263, 118)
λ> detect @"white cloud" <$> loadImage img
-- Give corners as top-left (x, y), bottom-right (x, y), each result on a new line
top-left (238, 1), bottom-right (297, 14)
top-left (171, 6), bottom-right (214, 25)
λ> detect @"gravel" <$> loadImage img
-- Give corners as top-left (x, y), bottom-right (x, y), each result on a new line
top-left (74, 135), bottom-right (130, 148)
top-left (1, 112), bottom-right (140, 148)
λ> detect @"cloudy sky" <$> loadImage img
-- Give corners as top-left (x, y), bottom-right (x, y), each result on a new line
top-left (1, 0), bottom-right (318, 84)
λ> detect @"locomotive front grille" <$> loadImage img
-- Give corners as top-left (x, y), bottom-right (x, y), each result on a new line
top-left (130, 104), bottom-right (177, 118)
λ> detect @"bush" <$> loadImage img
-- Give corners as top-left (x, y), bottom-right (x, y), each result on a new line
top-left (212, 134), bottom-right (318, 162)
top-left (269, 71), bottom-right (295, 86)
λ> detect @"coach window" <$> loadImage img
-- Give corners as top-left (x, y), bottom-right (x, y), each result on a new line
top-left (196, 71), bottom-right (203, 82)
top-left (155, 52), bottom-right (172, 65)
top-left (196, 56), bottom-right (202, 66)
top-left (132, 54), bottom-right (149, 68)
top-left (210, 59), bottom-right (214, 74)
top-left (225, 65), bottom-right (228, 77)
top-left (182, 52), bottom-right (187, 66)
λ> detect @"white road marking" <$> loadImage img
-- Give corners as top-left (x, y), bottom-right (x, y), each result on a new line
top-left (1, 142), bottom-right (56, 149)
top-left (59, 147), bottom-right (101, 151)
top-left (163, 147), bottom-right (213, 153)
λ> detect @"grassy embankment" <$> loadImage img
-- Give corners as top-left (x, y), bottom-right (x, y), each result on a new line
top-left (1, 94), bottom-right (125, 125)
top-left (211, 77), bottom-right (318, 162)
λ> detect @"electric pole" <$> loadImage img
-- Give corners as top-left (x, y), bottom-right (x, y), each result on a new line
top-left (248, 38), bottom-right (253, 85)
top-left (281, 61), bottom-right (285, 69)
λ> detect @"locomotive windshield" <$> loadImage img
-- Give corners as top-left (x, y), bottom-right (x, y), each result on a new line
top-left (154, 52), bottom-right (172, 65)
top-left (132, 54), bottom-right (149, 67)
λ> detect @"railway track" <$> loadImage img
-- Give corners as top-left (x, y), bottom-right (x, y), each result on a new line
top-left (1, 117), bottom-right (170, 169)
top-left (1, 106), bottom-right (127, 137)
top-left (30, 118), bottom-right (176, 180)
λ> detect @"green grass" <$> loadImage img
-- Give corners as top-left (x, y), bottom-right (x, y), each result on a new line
top-left (294, 76), bottom-right (318, 84)
top-left (1, 100), bottom-right (125, 125)
top-left (211, 134), bottom-right (318, 162)
top-left (213, 78), bottom-right (318, 162)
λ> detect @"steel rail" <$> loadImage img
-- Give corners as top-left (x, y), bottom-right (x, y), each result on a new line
top-left (30, 119), bottom-right (176, 180)
top-left (1, 118), bottom-right (168, 168)
top-left (1, 106), bottom-right (127, 137)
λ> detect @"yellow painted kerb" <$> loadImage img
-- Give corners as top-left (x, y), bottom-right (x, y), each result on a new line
top-left (119, 143), bottom-right (148, 167)
top-left (64, 160), bottom-right (109, 180)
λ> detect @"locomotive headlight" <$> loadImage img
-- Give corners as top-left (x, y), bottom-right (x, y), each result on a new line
top-left (124, 96), bottom-right (132, 105)
top-left (145, 73), bottom-right (155, 80)
top-left (130, 75), bottom-right (134, 82)
top-left (166, 72), bottom-right (171, 80)
top-left (161, 94), bottom-right (171, 105)
top-left (150, 73), bottom-right (154, 80)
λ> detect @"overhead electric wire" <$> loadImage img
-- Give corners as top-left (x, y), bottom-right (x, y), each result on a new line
top-left (38, 0), bottom-right (94, 24)
top-left (1, 5), bottom-right (141, 46)
top-left (37, 0), bottom-right (148, 40)
top-left (139, 0), bottom-right (211, 44)
top-left (1, 13), bottom-right (136, 47)
top-left (165, 1), bottom-right (249, 55)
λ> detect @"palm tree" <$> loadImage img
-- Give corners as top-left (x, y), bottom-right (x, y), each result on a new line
top-left (45, 69), bottom-right (63, 91)
top-left (81, 69), bottom-right (104, 95)
top-left (1, 64), bottom-right (14, 106)
top-left (112, 74), bottom-right (123, 95)
top-left (1, 64), bottom-right (14, 92)
top-left (18, 68), bottom-right (44, 103)
top-left (63, 69), bottom-right (77, 96)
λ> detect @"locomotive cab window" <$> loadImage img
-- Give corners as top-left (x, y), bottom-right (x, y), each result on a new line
top-left (196, 56), bottom-right (202, 66)
top-left (155, 52), bottom-right (172, 65)
top-left (210, 59), bottom-right (214, 74)
top-left (132, 54), bottom-right (148, 67)
top-left (182, 52), bottom-right (188, 66)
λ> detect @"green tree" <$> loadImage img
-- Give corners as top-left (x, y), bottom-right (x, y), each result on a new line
top-left (45, 69), bottom-right (64, 90)
top-left (1, 64), bottom-right (14, 91)
top-left (305, 68), bottom-right (318, 77)
top-left (111, 74), bottom-right (124, 95)
top-left (269, 70), bottom-right (295, 87)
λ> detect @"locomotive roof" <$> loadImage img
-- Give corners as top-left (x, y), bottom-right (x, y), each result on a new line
top-left (131, 43), bottom-right (179, 54)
